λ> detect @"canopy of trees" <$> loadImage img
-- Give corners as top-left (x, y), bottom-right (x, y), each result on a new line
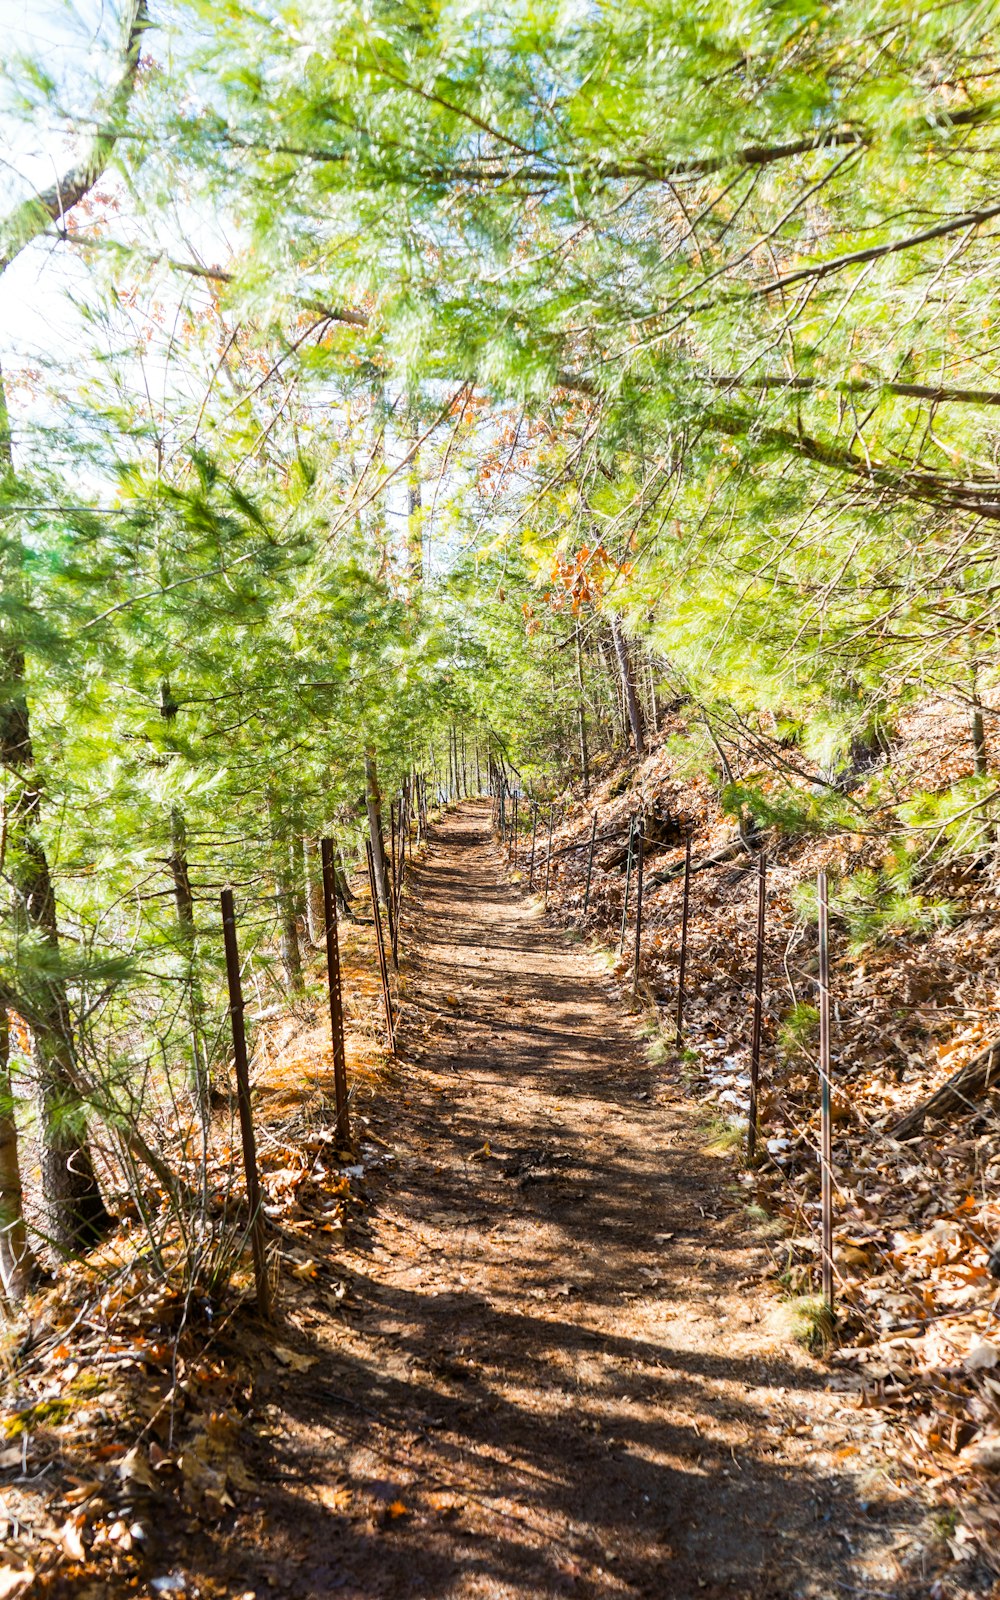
top-left (0, 0), bottom-right (998, 1289)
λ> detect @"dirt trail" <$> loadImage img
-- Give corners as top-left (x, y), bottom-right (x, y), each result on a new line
top-left (197, 804), bottom-right (920, 1599)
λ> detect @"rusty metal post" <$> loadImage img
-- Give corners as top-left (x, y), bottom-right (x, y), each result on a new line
top-left (583, 809), bottom-right (598, 916)
top-left (818, 869), bottom-right (834, 1314)
top-left (220, 888), bottom-right (271, 1319)
top-left (674, 833), bottom-right (692, 1046)
top-left (632, 819), bottom-right (644, 992)
top-left (529, 801), bottom-right (538, 889)
top-left (320, 840), bottom-right (350, 1144)
top-left (387, 801), bottom-right (399, 969)
top-left (366, 839), bottom-right (396, 1054)
top-left (511, 791), bottom-right (518, 867)
top-left (396, 798), bottom-right (407, 918)
top-left (543, 805), bottom-right (554, 907)
top-left (618, 816), bottom-right (636, 955)
top-left (747, 852), bottom-right (767, 1161)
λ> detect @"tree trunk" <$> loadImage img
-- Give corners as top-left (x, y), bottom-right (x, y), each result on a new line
top-left (364, 749), bottom-right (396, 968)
top-left (302, 836), bottom-right (325, 945)
top-left (0, 1011), bottom-right (33, 1303)
top-left (0, 370), bottom-right (110, 1256)
top-left (647, 659), bottom-right (659, 737)
top-left (575, 630), bottom-right (591, 795)
top-left (971, 661), bottom-right (988, 776)
top-left (408, 434), bottom-right (423, 585)
top-left (334, 844), bottom-right (355, 921)
top-left (274, 815), bottom-right (303, 993)
top-left (609, 616), bottom-right (646, 756)
top-left (160, 682), bottom-right (210, 1115)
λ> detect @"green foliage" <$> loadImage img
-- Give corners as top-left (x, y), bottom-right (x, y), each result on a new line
top-left (720, 780), bottom-right (855, 838)
top-left (790, 852), bottom-right (955, 949)
top-left (779, 1002), bottom-right (820, 1062)
top-left (832, 860), bottom-right (956, 951)
top-left (2, 0), bottom-right (1000, 1276)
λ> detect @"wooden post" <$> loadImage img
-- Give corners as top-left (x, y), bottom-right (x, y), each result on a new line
top-left (366, 840), bottom-right (396, 1054)
top-left (320, 841), bottom-right (350, 1144)
top-left (818, 870), bottom-right (834, 1314)
top-left (747, 852), bottom-right (767, 1161)
top-left (220, 888), bottom-right (271, 1319)
top-left (674, 834), bottom-right (692, 1046)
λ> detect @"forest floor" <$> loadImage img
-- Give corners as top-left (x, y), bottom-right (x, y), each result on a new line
top-left (172, 801), bottom-right (944, 1600)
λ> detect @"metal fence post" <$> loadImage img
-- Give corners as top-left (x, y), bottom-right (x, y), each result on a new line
top-left (366, 839), bottom-right (396, 1054)
top-left (632, 818), bottom-right (644, 992)
top-left (220, 888), bottom-right (271, 1319)
top-left (320, 839), bottom-right (350, 1144)
top-left (818, 869), bottom-right (834, 1315)
top-left (674, 833), bottom-right (692, 1046)
top-left (618, 816), bottom-right (636, 955)
top-left (747, 851), bottom-right (767, 1160)
top-left (529, 801), bottom-right (538, 889)
top-left (583, 809), bottom-right (598, 916)
top-left (543, 805), bottom-right (554, 907)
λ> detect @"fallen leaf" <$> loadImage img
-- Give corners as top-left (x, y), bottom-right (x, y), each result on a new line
top-left (965, 1337), bottom-right (999, 1373)
top-left (964, 1430), bottom-right (1000, 1469)
top-left (117, 1447), bottom-right (155, 1488)
top-left (58, 1517), bottom-right (86, 1562)
top-left (272, 1345), bottom-right (317, 1372)
top-left (0, 1569), bottom-right (34, 1600)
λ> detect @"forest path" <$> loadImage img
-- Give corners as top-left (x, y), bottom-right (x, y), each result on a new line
top-left (201, 803), bottom-right (917, 1599)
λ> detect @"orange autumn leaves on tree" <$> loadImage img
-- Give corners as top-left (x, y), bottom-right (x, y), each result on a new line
top-left (535, 544), bottom-right (614, 621)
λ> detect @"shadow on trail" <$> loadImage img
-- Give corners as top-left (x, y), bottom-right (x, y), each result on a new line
top-left (187, 804), bottom-right (915, 1600)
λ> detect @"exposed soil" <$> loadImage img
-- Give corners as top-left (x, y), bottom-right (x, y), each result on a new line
top-left (182, 803), bottom-right (930, 1599)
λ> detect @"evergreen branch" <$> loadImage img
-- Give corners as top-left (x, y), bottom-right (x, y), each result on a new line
top-left (0, 0), bottom-right (149, 276)
top-left (45, 231), bottom-right (371, 329)
top-left (756, 197), bottom-right (1000, 295)
top-left (703, 372), bottom-right (1000, 407)
top-left (705, 408), bottom-right (1000, 520)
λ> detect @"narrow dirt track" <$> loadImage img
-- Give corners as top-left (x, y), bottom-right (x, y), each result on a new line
top-left (199, 803), bottom-right (918, 1599)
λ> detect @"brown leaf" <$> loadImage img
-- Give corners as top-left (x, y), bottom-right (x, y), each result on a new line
top-left (0, 1570), bottom-right (34, 1600)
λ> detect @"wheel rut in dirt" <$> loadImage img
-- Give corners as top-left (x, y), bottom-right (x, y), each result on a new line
top-left (199, 802), bottom-right (915, 1599)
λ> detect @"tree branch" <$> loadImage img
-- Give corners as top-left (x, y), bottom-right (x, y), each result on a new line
top-left (0, 0), bottom-right (149, 276)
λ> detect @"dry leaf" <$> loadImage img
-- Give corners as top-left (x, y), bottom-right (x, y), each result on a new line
top-left (58, 1517), bottom-right (86, 1562)
top-left (272, 1345), bottom-right (317, 1372)
top-left (964, 1431), bottom-right (1000, 1469)
top-left (0, 1570), bottom-right (34, 1600)
top-left (965, 1338), bottom-right (999, 1372)
top-left (117, 1447), bottom-right (155, 1488)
